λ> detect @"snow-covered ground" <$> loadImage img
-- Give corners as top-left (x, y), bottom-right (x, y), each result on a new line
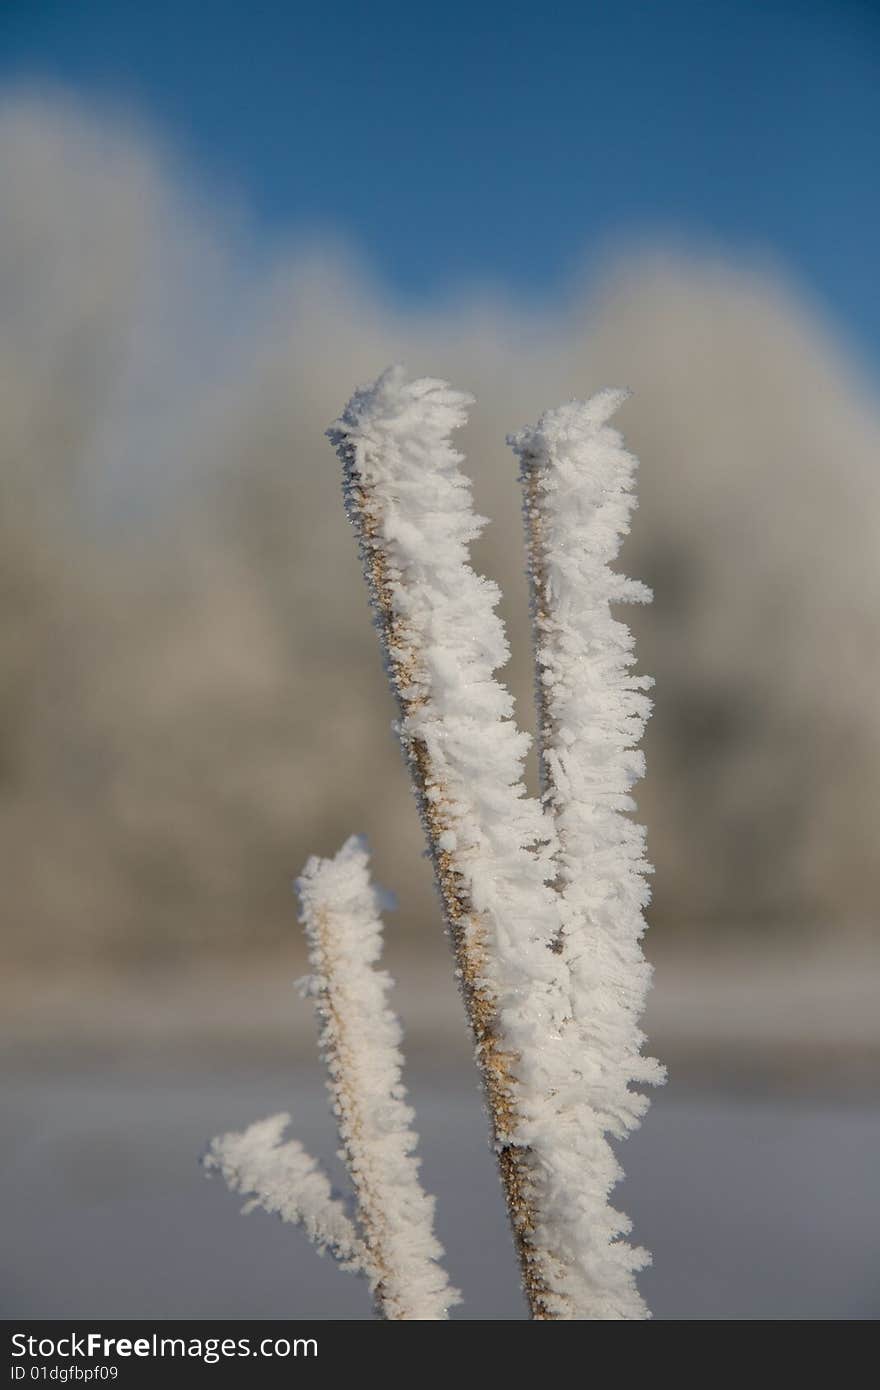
top-left (3, 942), bottom-right (879, 1320)
top-left (3, 1065), bottom-right (878, 1321)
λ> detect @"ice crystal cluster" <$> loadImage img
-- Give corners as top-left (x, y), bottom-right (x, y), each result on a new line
top-left (207, 367), bottom-right (662, 1320)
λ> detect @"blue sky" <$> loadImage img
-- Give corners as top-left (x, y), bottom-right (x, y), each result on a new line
top-left (3, 0), bottom-right (879, 366)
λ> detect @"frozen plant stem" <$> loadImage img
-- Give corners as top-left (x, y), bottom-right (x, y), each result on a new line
top-left (511, 392), bottom-right (665, 1318)
top-left (206, 837), bottom-right (459, 1320)
top-left (328, 371), bottom-right (571, 1318)
top-left (296, 837), bottom-right (459, 1320)
top-left (204, 1112), bottom-right (365, 1268)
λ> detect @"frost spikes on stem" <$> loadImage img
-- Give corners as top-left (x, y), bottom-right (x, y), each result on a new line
top-left (510, 390), bottom-right (665, 1318)
top-left (296, 835), bottom-right (460, 1320)
top-left (327, 369), bottom-right (564, 1319)
top-left (205, 836), bottom-right (459, 1320)
top-left (203, 1112), bottom-right (365, 1270)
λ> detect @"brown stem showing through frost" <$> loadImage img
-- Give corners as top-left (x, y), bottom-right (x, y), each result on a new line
top-left (341, 452), bottom-right (557, 1320)
top-left (519, 451), bottom-right (554, 799)
top-left (519, 451), bottom-right (565, 951)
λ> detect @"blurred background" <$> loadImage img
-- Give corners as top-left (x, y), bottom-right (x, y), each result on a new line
top-left (2, 0), bottom-right (879, 1320)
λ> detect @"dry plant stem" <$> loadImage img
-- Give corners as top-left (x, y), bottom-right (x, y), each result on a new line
top-left (309, 902), bottom-right (396, 1319)
top-left (342, 453), bottom-right (556, 1319)
top-left (519, 451), bottom-right (554, 799)
top-left (520, 451), bottom-right (565, 941)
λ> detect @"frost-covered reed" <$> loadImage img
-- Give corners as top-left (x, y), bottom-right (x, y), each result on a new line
top-left (206, 836), bottom-right (459, 1320)
top-left (511, 391), bottom-right (665, 1318)
top-left (328, 371), bottom-right (568, 1315)
top-left (296, 836), bottom-right (459, 1319)
top-left (327, 369), bottom-right (661, 1318)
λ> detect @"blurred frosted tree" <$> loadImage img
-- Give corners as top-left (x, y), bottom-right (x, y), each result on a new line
top-left (3, 95), bottom-right (880, 963)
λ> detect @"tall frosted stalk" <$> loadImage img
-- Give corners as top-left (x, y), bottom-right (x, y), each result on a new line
top-left (328, 369), bottom-right (570, 1316)
top-left (511, 391), bottom-right (664, 1318)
